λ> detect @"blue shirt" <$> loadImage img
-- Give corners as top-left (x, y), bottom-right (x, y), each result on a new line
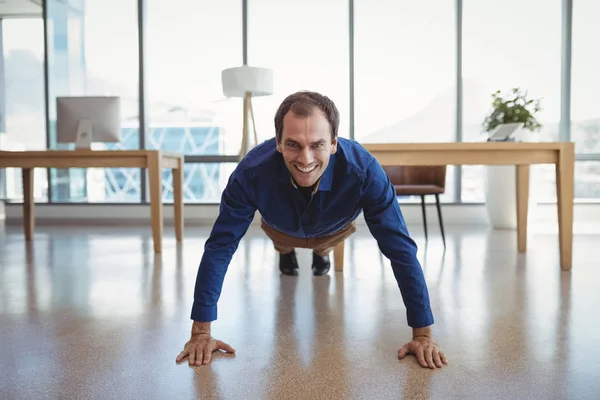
top-left (191, 137), bottom-right (434, 328)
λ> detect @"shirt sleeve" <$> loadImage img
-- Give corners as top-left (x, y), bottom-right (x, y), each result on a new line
top-left (190, 167), bottom-right (257, 322)
top-left (359, 160), bottom-right (434, 328)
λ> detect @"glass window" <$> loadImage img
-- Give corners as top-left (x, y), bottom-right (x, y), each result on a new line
top-left (354, 0), bottom-right (455, 143)
top-left (575, 161), bottom-right (600, 200)
top-left (45, 0), bottom-right (140, 203)
top-left (571, 0), bottom-right (600, 155)
top-left (146, 0), bottom-right (242, 156)
top-left (462, 0), bottom-right (562, 202)
top-left (248, 0), bottom-right (349, 141)
top-left (540, 161), bottom-right (600, 201)
top-left (1, 18), bottom-right (47, 202)
top-left (354, 0), bottom-right (456, 202)
top-left (157, 163), bottom-right (237, 204)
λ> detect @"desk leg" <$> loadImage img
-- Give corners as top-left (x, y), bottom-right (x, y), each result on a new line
top-left (173, 158), bottom-right (184, 242)
top-left (148, 154), bottom-right (163, 253)
top-left (334, 241), bottom-right (344, 271)
top-left (516, 165), bottom-right (530, 252)
top-left (22, 168), bottom-right (35, 240)
top-left (556, 149), bottom-right (574, 270)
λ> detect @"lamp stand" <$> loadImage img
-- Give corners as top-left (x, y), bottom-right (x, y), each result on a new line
top-left (239, 91), bottom-right (258, 161)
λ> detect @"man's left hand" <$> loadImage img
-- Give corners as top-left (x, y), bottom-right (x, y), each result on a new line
top-left (398, 336), bottom-right (448, 369)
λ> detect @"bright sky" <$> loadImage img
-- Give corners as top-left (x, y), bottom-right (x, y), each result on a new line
top-left (3, 0), bottom-right (599, 142)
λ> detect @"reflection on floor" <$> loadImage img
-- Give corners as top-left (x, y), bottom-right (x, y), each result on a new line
top-left (1, 223), bottom-right (600, 399)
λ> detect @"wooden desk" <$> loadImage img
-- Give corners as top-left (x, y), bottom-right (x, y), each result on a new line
top-left (333, 142), bottom-right (575, 271)
top-left (0, 150), bottom-right (185, 253)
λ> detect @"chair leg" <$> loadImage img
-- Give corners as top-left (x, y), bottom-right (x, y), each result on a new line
top-left (420, 195), bottom-right (428, 242)
top-left (435, 194), bottom-right (446, 248)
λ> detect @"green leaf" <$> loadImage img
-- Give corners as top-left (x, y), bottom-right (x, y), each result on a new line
top-left (482, 87), bottom-right (543, 133)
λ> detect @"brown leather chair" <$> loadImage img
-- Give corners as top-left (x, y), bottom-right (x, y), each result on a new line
top-left (381, 165), bottom-right (446, 247)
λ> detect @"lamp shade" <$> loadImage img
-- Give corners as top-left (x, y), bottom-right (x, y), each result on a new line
top-left (221, 66), bottom-right (274, 98)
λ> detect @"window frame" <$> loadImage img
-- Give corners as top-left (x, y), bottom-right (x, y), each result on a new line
top-left (25, 0), bottom-right (597, 205)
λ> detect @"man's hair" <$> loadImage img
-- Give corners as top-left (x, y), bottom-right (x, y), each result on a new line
top-left (274, 91), bottom-right (340, 143)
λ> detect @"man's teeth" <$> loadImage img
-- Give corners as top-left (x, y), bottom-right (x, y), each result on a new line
top-left (295, 165), bottom-right (316, 173)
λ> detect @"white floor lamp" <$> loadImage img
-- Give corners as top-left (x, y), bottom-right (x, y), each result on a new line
top-left (221, 66), bottom-right (274, 160)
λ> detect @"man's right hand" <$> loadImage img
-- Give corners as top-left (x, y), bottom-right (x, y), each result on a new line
top-left (175, 322), bottom-right (236, 366)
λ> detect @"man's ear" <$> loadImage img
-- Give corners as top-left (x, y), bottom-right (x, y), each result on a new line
top-left (276, 139), bottom-right (283, 153)
top-left (331, 137), bottom-right (338, 154)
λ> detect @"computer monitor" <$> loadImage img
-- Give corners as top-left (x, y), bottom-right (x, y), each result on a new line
top-left (56, 96), bottom-right (121, 149)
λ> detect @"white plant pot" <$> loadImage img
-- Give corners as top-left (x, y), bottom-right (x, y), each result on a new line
top-left (484, 164), bottom-right (538, 230)
top-left (485, 166), bottom-right (517, 229)
top-left (483, 124), bottom-right (540, 229)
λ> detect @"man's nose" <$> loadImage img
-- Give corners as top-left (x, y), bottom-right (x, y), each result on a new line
top-left (298, 147), bottom-right (314, 165)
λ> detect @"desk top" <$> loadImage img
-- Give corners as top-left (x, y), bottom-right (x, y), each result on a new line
top-left (0, 149), bottom-right (184, 160)
top-left (359, 141), bottom-right (575, 166)
top-left (361, 141), bottom-right (573, 152)
top-left (0, 149), bottom-right (184, 169)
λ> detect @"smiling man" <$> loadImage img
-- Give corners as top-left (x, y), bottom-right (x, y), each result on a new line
top-left (177, 91), bottom-right (447, 370)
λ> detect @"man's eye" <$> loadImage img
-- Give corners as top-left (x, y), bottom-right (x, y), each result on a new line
top-left (287, 142), bottom-right (298, 148)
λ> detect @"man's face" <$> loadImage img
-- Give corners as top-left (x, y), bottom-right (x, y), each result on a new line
top-left (276, 108), bottom-right (338, 187)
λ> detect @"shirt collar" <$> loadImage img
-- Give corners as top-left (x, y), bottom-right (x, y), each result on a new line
top-left (317, 154), bottom-right (335, 191)
top-left (278, 153), bottom-right (336, 192)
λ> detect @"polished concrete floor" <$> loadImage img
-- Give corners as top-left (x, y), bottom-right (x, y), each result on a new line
top-left (1, 222), bottom-right (600, 399)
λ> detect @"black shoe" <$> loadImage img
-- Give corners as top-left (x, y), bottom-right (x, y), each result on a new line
top-left (312, 252), bottom-right (331, 276)
top-left (279, 251), bottom-right (299, 276)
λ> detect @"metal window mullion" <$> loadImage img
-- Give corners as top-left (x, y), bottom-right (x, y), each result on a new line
top-left (185, 155), bottom-right (240, 163)
top-left (43, 0), bottom-right (52, 203)
top-left (560, 0), bottom-right (573, 143)
top-left (243, 0), bottom-right (248, 65)
top-left (0, 19), bottom-right (5, 135)
top-left (576, 154), bottom-right (600, 161)
top-left (349, 0), bottom-right (355, 141)
top-left (454, 0), bottom-right (463, 203)
top-left (138, 0), bottom-right (148, 203)
top-left (0, 19), bottom-right (5, 199)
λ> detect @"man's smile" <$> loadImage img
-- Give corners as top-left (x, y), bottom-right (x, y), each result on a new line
top-left (293, 164), bottom-right (317, 173)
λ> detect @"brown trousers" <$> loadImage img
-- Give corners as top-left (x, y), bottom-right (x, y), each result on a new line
top-left (260, 219), bottom-right (356, 257)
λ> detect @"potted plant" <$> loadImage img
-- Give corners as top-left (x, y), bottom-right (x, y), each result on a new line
top-left (482, 88), bottom-right (543, 229)
top-left (483, 88), bottom-right (542, 141)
